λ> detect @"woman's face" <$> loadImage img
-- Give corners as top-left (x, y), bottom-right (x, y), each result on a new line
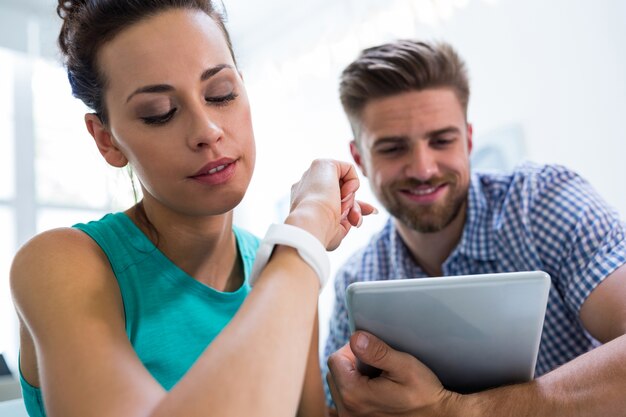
top-left (96, 8), bottom-right (255, 217)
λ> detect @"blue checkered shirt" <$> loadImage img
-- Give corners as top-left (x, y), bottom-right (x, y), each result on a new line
top-left (323, 163), bottom-right (626, 403)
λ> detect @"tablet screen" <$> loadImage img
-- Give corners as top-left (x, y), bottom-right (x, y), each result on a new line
top-left (346, 271), bottom-right (550, 393)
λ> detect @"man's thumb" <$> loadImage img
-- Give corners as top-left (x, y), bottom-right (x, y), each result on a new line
top-left (350, 331), bottom-right (396, 372)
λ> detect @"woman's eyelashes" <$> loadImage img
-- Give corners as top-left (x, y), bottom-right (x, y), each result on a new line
top-left (141, 107), bottom-right (177, 125)
top-left (138, 91), bottom-right (239, 126)
top-left (205, 92), bottom-right (238, 106)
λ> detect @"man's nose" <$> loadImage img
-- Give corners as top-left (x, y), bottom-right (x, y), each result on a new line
top-left (405, 146), bottom-right (437, 181)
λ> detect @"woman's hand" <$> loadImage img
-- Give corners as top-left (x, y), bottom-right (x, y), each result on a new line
top-left (287, 159), bottom-right (376, 250)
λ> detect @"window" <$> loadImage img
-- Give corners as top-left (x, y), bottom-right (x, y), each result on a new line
top-left (0, 49), bottom-right (136, 374)
top-left (32, 58), bottom-right (135, 216)
top-left (0, 48), bottom-right (15, 201)
top-left (0, 208), bottom-right (16, 369)
top-left (0, 48), bottom-right (17, 370)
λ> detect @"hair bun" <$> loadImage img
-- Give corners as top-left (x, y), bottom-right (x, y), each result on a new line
top-left (57, 0), bottom-right (88, 20)
top-left (57, 0), bottom-right (89, 55)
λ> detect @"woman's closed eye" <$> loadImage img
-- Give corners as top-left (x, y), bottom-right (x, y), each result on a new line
top-left (205, 92), bottom-right (238, 106)
top-left (140, 107), bottom-right (177, 125)
top-left (204, 77), bottom-right (239, 106)
top-left (137, 87), bottom-right (238, 125)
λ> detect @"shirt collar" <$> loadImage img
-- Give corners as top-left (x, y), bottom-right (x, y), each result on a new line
top-left (455, 172), bottom-right (498, 261)
top-left (387, 220), bottom-right (426, 278)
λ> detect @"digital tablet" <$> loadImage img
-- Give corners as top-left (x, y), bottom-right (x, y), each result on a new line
top-left (346, 271), bottom-right (551, 393)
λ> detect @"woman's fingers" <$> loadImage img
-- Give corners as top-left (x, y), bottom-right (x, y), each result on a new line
top-left (358, 201), bottom-right (378, 216)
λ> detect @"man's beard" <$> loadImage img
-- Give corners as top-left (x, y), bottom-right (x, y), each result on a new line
top-left (379, 176), bottom-right (468, 233)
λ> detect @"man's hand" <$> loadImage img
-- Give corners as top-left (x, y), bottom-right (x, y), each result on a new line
top-left (326, 331), bottom-right (461, 416)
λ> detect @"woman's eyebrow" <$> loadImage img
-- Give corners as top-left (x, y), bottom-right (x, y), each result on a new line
top-left (126, 64), bottom-right (234, 103)
top-left (126, 84), bottom-right (173, 102)
top-left (200, 64), bottom-right (232, 81)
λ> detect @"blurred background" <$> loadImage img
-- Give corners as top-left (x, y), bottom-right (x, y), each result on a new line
top-left (0, 0), bottom-right (625, 394)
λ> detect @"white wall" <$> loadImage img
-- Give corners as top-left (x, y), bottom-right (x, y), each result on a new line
top-left (230, 0), bottom-right (626, 348)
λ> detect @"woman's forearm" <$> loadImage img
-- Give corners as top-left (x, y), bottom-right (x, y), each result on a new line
top-left (151, 246), bottom-right (321, 417)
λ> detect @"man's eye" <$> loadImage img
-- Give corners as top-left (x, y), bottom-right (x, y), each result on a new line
top-left (377, 145), bottom-right (406, 155)
top-left (380, 147), bottom-right (399, 154)
top-left (141, 108), bottom-right (177, 125)
top-left (433, 137), bottom-right (454, 146)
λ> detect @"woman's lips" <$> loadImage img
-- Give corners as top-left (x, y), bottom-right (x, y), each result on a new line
top-left (207, 164), bottom-right (228, 174)
top-left (190, 159), bottom-right (237, 186)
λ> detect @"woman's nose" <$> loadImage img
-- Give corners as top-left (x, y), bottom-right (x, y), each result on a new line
top-left (186, 106), bottom-right (224, 150)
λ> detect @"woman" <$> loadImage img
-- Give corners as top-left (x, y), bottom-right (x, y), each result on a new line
top-left (10, 1), bottom-right (374, 416)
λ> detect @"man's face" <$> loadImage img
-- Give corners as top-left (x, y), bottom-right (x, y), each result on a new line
top-left (351, 88), bottom-right (472, 233)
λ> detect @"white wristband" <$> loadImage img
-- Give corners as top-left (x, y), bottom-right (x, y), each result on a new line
top-left (250, 223), bottom-right (330, 292)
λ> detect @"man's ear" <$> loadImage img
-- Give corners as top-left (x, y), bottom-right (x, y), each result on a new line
top-left (84, 113), bottom-right (128, 168)
top-left (466, 122), bottom-right (473, 154)
top-left (349, 140), bottom-right (367, 177)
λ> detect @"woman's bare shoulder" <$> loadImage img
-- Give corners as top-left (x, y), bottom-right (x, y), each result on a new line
top-left (12, 228), bottom-right (131, 395)
top-left (15, 226), bottom-right (97, 251)
top-left (11, 226), bottom-right (106, 279)
top-left (10, 227), bottom-right (116, 321)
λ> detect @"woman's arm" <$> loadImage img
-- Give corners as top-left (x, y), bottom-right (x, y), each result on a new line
top-left (12, 159), bottom-right (373, 417)
top-left (297, 313), bottom-right (328, 417)
top-left (13, 229), bottom-right (320, 417)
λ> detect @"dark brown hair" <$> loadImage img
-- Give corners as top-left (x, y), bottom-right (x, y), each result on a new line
top-left (339, 39), bottom-right (470, 136)
top-left (57, 0), bottom-right (236, 125)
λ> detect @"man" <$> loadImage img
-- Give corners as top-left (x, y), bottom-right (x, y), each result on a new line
top-left (323, 39), bottom-right (626, 416)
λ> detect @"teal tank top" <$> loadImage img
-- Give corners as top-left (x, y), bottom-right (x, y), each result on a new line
top-left (19, 212), bottom-right (259, 417)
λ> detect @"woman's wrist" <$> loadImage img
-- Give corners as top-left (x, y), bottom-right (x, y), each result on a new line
top-left (285, 201), bottom-right (336, 248)
top-left (250, 223), bottom-right (330, 292)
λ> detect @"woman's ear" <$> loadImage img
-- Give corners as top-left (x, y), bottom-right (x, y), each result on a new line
top-left (84, 113), bottom-right (128, 168)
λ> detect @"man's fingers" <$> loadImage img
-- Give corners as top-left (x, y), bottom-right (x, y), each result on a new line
top-left (326, 344), bottom-right (356, 379)
top-left (350, 331), bottom-right (446, 392)
top-left (327, 349), bottom-right (377, 415)
top-left (349, 331), bottom-right (409, 379)
top-left (326, 371), bottom-right (346, 416)
top-left (350, 331), bottom-right (388, 364)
